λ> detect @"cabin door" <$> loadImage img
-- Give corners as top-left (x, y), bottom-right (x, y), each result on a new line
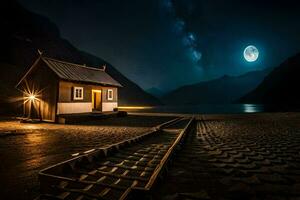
top-left (92, 90), bottom-right (102, 111)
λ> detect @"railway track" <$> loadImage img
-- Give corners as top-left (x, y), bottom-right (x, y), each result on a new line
top-left (38, 117), bottom-right (195, 200)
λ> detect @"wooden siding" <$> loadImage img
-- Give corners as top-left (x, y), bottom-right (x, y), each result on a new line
top-left (58, 81), bottom-right (118, 103)
top-left (20, 62), bottom-right (58, 121)
top-left (102, 87), bottom-right (118, 103)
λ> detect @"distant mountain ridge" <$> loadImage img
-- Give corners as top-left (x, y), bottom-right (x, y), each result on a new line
top-left (146, 87), bottom-right (166, 98)
top-left (240, 53), bottom-right (300, 106)
top-left (0, 0), bottom-right (161, 113)
top-left (162, 68), bottom-right (272, 105)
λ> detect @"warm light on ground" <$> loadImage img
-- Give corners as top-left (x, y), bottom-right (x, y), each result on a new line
top-left (118, 106), bottom-right (153, 110)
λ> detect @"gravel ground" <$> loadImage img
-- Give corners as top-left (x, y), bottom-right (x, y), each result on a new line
top-left (0, 115), bottom-right (175, 200)
top-left (156, 113), bottom-right (300, 200)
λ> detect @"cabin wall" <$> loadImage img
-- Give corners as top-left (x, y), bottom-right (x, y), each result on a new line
top-left (57, 81), bottom-right (118, 114)
top-left (20, 63), bottom-right (58, 122)
top-left (101, 87), bottom-right (118, 112)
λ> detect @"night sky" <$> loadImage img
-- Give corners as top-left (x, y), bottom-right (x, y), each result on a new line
top-left (18, 0), bottom-right (300, 91)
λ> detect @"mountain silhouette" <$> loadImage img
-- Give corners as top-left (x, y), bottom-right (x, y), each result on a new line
top-left (162, 68), bottom-right (272, 105)
top-left (146, 87), bottom-right (166, 98)
top-left (240, 53), bottom-right (300, 106)
top-left (0, 0), bottom-right (161, 113)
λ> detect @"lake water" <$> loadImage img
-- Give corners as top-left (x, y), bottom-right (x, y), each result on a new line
top-left (119, 104), bottom-right (265, 114)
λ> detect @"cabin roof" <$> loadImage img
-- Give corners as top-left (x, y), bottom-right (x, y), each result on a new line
top-left (17, 56), bottom-right (122, 87)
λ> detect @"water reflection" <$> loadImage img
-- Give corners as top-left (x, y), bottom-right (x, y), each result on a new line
top-left (120, 104), bottom-right (266, 114)
top-left (243, 104), bottom-right (264, 113)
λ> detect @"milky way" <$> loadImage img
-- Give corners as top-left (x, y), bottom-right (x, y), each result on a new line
top-left (162, 0), bottom-right (202, 65)
top-left (19, 0), bottom-right (300, 90)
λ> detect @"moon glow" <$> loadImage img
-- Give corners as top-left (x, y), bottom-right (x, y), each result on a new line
top-left (244, 45), bottom-right (259, 62)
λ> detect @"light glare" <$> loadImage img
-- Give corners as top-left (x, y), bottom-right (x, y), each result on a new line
top-left (29, 95), bottom-right (36, 101)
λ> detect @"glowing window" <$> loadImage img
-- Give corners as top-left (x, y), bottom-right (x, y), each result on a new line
top-left (107, 89), bottom-right (113, 100)
top-left (73, 87), bottom-right (83, 100)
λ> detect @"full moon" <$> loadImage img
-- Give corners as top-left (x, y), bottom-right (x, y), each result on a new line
top-left (244, 45), bottom-right (259, 62)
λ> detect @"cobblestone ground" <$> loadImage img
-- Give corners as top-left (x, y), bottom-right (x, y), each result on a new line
top-left (156, 113), bottom-right (300, 200)
top-left (0, 115), bottom-right (174, 200)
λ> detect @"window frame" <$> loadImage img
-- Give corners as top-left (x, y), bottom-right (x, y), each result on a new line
top-left (107, 89), bottom-right (113, 101)
top-left (73, 87), bottom-right (84, 100)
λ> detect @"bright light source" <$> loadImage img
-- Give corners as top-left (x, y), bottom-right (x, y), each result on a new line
top-left (244, 45), bottom-right (259, 62)
top-left (24, 93), bottom-right (39, 104)
top-left (29, 95), bottom-right (36, 101)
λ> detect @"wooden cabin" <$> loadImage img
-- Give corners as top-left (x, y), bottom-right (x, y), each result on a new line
top-left (16, 56), bottom-right (122, 122)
